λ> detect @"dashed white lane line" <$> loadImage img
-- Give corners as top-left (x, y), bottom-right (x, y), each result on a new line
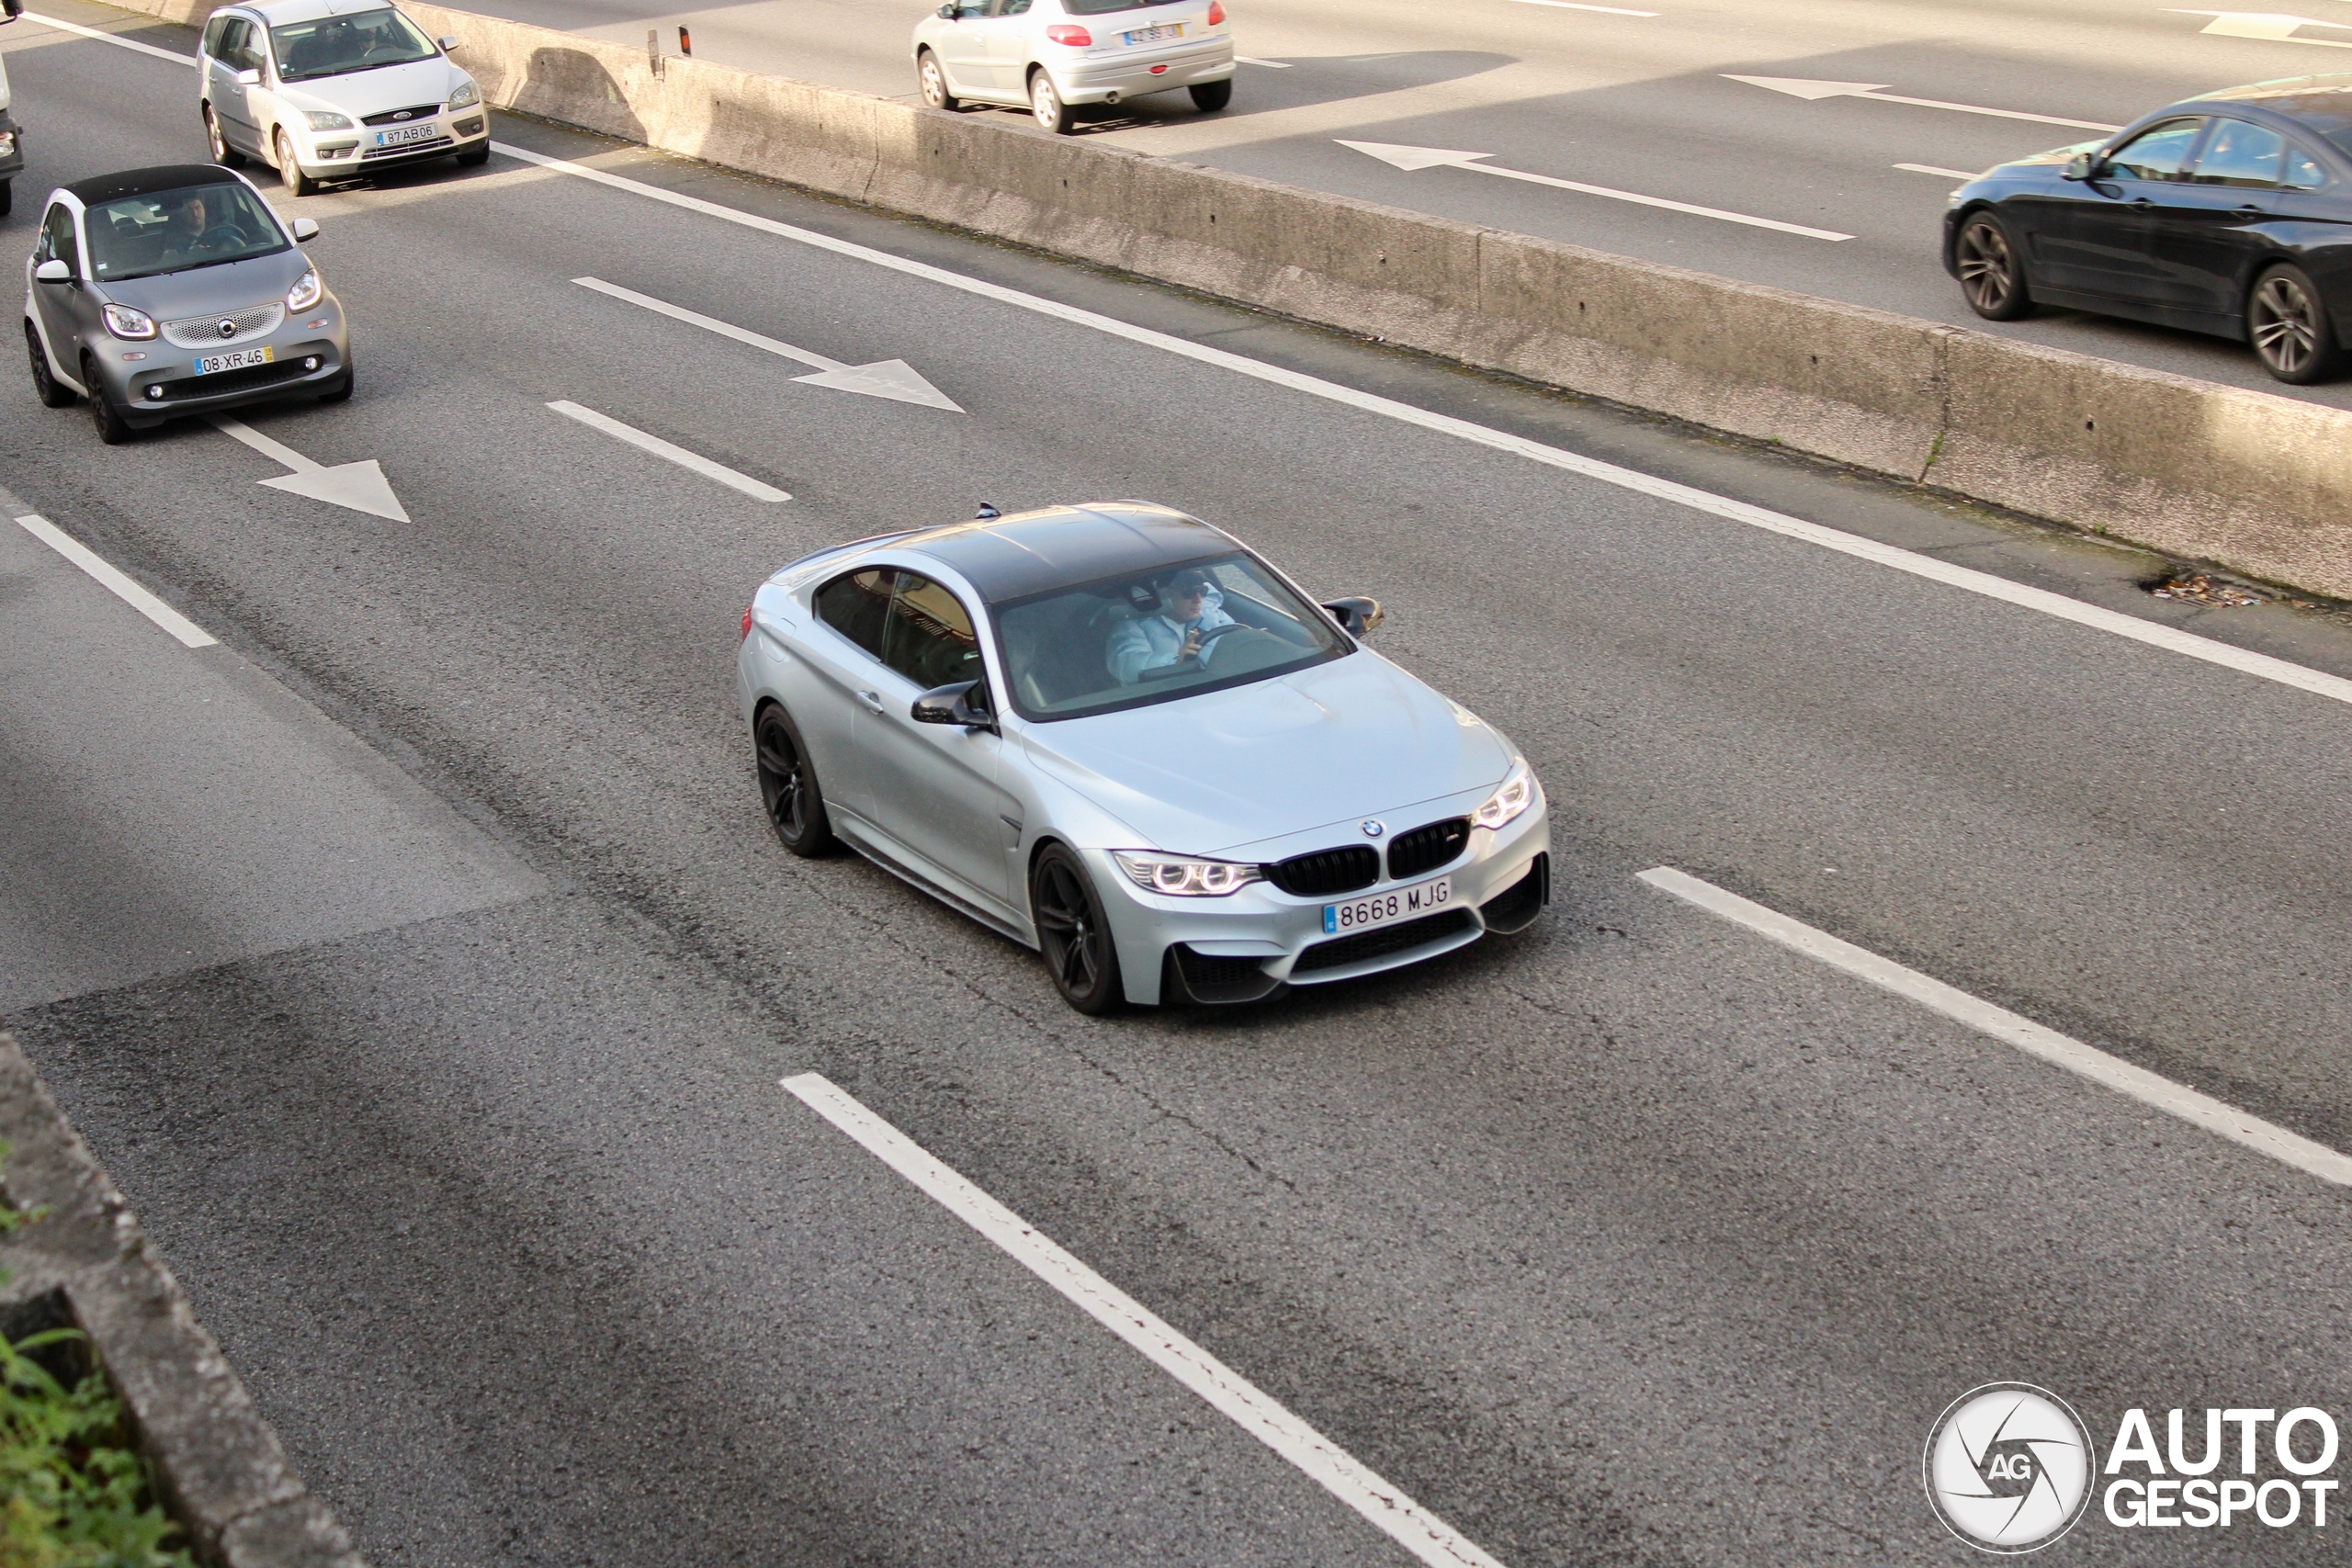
top-left (1636, 866), bottom-right (2352, 1189)
top-left (1236, 54), bottom-right (1293, 67)
top-left (574, 276), bottom-right (843, 371)
top-left (546, 400), bottom-right (790, 502)
top-left (20, 8), bottom-right (194, 63)
top-left (15, 515), bottom-right (216, 648)
top-left (494, 141), bottom-right (2352, 715)
top-left (779, 1072), bottom-right (1510, 1568)
top-left (1506, 0), bottom-right (1661, 13)
top-left (1894, 162), bottom-right (1980, 179)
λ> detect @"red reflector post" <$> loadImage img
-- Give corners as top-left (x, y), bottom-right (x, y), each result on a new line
top-left (1046, 23), bottom-right (1091, 44)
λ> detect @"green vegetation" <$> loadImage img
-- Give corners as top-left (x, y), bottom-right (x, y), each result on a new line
top-left (0, 1144), bottom-right (194, 1568)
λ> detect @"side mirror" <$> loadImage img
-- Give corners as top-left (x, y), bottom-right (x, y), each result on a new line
top-left (2062, 152), bottom-right (2097, 182)
top-left (437, 34), bottom-right (460, 51)
top-left (236, 66), bottom-right (262, 85)
top-left (910, 680), bottom-right (996, 730)
top-left (32, 258), bottom-right (69, 283)
top-left (936, 4), bottom-right (956, 16)
top-left (1322, 596), bottom-right (1384, 637)
top-left (290, 217), bottom-right (320, 241)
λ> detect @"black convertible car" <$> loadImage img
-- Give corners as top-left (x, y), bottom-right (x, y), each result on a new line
top-left (1944, 74), bottom-right (2352, 383)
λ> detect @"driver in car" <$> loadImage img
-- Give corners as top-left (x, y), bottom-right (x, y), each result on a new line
top-left (1107, 568), bottom-right (1234, 684)
top-left (157, 192), bottom-right (218, 263)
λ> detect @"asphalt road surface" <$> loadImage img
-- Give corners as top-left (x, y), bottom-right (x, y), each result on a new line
top-left (6, 4), bottom-right (2352, 1564)
top-left (444, 0), bottom-right (2352, 412)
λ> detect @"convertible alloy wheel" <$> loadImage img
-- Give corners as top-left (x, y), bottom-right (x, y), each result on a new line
top-left (2248, 265), bottom-right (2345, 384)
top-left (755, 705), bottom-right (835, 857)
top-left (1031, 845), bottom-right (1123, 1013)
top-left (1956, 214), bottom-right (2032, 321)
top-left (919, 50), bottom-right (959, 111)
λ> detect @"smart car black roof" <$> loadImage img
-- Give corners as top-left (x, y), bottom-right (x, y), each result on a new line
top-left (898, 504), bottom-right (1235, 603)
top-left (62, 165), bottom-right (242, 205)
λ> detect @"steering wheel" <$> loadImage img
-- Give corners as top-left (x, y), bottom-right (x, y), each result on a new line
top-left (1189, 621), bottom-right (1247, 655)
top-left (193, 222), bottom-right (247, 252)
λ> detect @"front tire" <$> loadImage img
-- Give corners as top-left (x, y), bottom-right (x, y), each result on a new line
top-left (82, 357), bottom-right (134, 445)
top-left (918, 49), bottom-right (959, 111)
top-left (205, 103), bottom-right (244, 167)
top-left (456, 143), bottom-right (490, 167)
top-left (1955, 210), bottom-right (2032, 321)
top-left (1189, 79), bottom-right (1231, 112)
top-left (2248, 263), bottom-right (2345, 384)
top-left (1030, 844), bottom-right (1124, 1013)
top-left (755, 704), bottom-right (836, 857)
top-left (275, 129), bottom-right (317, 197)
top-left (0, 181), bottom-right (13, 218)
top-left (1030, 68), bottom-right (1075, 135)
top-left (27, 321), bottom-right (72, 408)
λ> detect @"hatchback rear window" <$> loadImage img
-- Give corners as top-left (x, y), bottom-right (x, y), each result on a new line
top-left (85, 182), bottom-right (288, 282)
top-left (270, 6), bottom-right (438, 81)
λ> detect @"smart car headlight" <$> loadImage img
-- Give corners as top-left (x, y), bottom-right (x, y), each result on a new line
top-left (1113, 852), bottom-right (1263, 897)
top-left (302, 109), bottom-right (355, 130)
top-left (1472, 761), bottom-right (1534, 830)
top-left (284, 269), bottom-right (323, 310)
top-left (447, 79), bottom-right (480, 109)
top-left (100, 302), bottom-right (156, 340)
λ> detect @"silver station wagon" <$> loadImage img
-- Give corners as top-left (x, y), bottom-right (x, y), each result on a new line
top-left (737, 503), bottom-right (1551, 1013)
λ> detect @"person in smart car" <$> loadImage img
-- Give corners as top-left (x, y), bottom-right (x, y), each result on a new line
top-left (1106, 567), bottom-right (1235, 683)
top-left (157, 190), bottom-right (219, 263)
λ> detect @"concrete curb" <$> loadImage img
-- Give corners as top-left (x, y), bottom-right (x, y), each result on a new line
top-left (90, 0), bottom-right (2352, 598)
top-left (0, 1032), bottom-right (363, 1568)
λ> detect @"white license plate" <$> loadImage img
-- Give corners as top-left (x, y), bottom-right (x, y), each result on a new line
top-left (1122, 22), bottom-right (1182, 43)
top-left (194, 345), bottom-right (274, 375)
top-left (1324, 876), bottom-right (1452, 935)
top-left (373, 121), bottom-right (441, 148)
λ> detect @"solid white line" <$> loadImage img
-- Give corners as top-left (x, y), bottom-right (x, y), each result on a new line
top-left (572, 276), bottom-right (846, 370)
top-left (209, 414), bottom-right (323, 474)
top-left (19, 9), bottom-right (196, 63)
top-left (492, 141), bottom-right (2352, 715)
top-left (1864, 89), bottom-right (2119, 134)
top-left (779, 1072), bottom-right (1509, 1568)
top-left (1460, 159), bottom-right (1850, 241)
top-left (1635, 866), bottom-right (2352, 1188)
top-left (16, 515), bottom-right (216, 648)
top-left (546, 400), bottom-right (790, 501)
top-left (1894, 163), bottom-right (1980, 180)
top-left (1506, 0), bottom-right (1660, 13)
top-left (1236, 54), bottom-right (1293, 67)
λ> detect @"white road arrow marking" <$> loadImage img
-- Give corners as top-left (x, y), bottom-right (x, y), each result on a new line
top-left (547, 400), bottom-right (790, 502)
top-left (1335, 139), bottom-right (1852, 240)
top-left (209, 415), bottom-right (411, 522)
top-left (1235, 54), bottom-right (1292, 66)
top-left (2170, 10), bottom-right (2352, 45)
top-left (572, 277), bottom-right (962, 411)
top-left (1723, 74), bottom-right (2123, 132)
top-left (1895, 163), bottom-right (1984, 179)
top-left (1506, 0), bottom-right (1660, 14)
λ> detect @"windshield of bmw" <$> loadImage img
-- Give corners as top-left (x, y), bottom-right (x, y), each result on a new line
top-left (84, 182), bottom-right (289, 282)
top-left (991, 551), bottom-right (1350, 722)
top-left (271, 7), bottom-right (438, 81)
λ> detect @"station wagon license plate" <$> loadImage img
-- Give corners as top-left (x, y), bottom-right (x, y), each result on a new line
top-left (1323, 876), bottom-right (1451, 935)
top-left (373, 121), bottom-right (440, 148)
top-left (1122, 22), bottom-right (1182, 43)
top-left (193, 345), bottom-right (273, 375)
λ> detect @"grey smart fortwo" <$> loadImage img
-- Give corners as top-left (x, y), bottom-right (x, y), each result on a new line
top-left (737, 503), bottom-right (1552, 1012)
top-left (25, 164), bottom-right (350, 443)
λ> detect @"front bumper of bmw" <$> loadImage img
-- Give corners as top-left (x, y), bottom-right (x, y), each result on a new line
top-left (92, 292), bottom-right (351, 427)
top-left (1091, 784), bottom-right (1552, 1006)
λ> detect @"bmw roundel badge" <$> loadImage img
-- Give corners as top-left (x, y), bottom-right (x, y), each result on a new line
top-left (1361, 819), bottom-right (1385, 837)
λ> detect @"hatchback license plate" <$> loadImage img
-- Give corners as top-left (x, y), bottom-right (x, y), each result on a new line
top-left (194, 345), bottom-right (274, 375)
top-left (1324, 876), bottom-right (1451, 934)
top-left (1122, 22), bottom-right (1182, 43)
top-left (373, 121), bottom-right (440, 147)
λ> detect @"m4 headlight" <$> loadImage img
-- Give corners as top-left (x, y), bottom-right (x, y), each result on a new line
top-left (101, 303), bottom-right (157, 340)
top-left (447, 79), bottom-right (480, 109)
top-left (302, 109), bottom-right (355, 130)
top-left (286, 269), bottom-right (322, 310)
top-left (1472, 761), bottom-right (1535, 830)
top-left (1114, 852), bottom-right (1263, 897)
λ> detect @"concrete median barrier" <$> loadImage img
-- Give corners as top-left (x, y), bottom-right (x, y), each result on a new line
top-left (107, 0), bottom-right (2352, 598)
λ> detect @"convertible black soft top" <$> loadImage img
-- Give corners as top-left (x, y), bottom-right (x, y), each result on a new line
top-left (62, 165), bottom-right (242, 206)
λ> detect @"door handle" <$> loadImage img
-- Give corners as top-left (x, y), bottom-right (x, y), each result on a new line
top-left (857, 690), bottom-right (885, 714)
top-left (2234, 204), bottom-right (2265, 217)
top-left (2130, 197), bottom-right (2154, 209)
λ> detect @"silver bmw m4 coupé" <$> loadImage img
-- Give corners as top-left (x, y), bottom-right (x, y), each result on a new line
top-left (737, 503), bottom-right (1550, 1012)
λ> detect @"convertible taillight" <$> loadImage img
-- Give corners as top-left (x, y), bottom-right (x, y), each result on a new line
top-left (1046, 23), bottom-right (1091, 44)
top-left (741, 605), bottom-right (754, 641)
top-left (1207, 1), bottom-right (1225, 22)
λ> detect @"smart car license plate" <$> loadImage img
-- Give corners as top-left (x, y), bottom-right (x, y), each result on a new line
top-left (1323, 876), bottom-right (1451, 935)
top-left (373, 122), bottom-right (440, 148)
top-left (193, 346), bottom-right (274, 375)
top-left (1122, 22), bottom-right (1182, 43)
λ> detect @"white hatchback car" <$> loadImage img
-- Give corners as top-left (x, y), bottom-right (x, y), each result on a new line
top-left (198, 0), bottom-right (488, 197)
top-left (913, 0), bottom-right (1235, 134)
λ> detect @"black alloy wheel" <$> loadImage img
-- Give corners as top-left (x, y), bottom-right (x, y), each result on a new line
top-left (1955, 212), bottom-right (2032, 321)
top-left (2247, 264), bottom-right (2346, 384)
top-left (1030, 844), bottom-right (1123, 1014)
top-left (918, 50), bottom-right (959, 111)
top-left (82, 357), bottom-right (133, 445)
top-left (27, 322), bottom-right (72, 408)
top-left (1189, 80), bottom-right (1231, 112)
top-left (205, 103), bottom-right (244, 167)
top-left (754, 705), bottom-right (835, 857)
